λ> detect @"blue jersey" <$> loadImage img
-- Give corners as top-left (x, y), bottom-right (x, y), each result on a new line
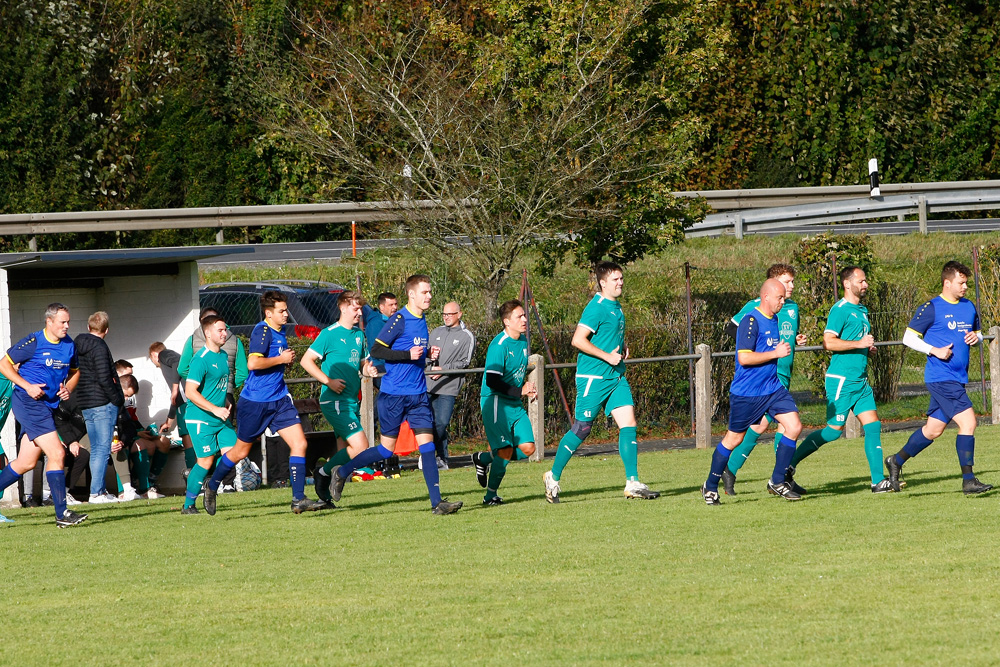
top-left (907, 296), bottom-right (981, 385)
top-left (375, 306), bottom-right (429, 395)
top-left (241, 320), bottom-right (290, 403)
top-left (731, 308), bottom-right (783, 397)
top-left (6, 330), bottom-right (78, 408)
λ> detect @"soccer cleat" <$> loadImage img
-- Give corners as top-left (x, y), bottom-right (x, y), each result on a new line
top-left (314, 466), bottom-right (332, 503)
top-left (624, 480), bottom-right (660, 500)
top-left (483, 496), bottom-right (504, 506)
top-left (766, 481), bottom-right (802, 501)
top-left (330, 468), bottom-right (348, 502)
top-left (721, 468), bottom-right (737, 496)
top-left (543, 470), bottom-right (560, 504)
top-left (884, 455), bottom-right (902, 492)
top-left (181, 506), bottom-right (199, 515)
top-left (432, 499), bottom-right (463, 515)
top-left (290, 497), bottom-right (326, 514)
top-left (203, 485), bottom-right (218, 516)
top-left (472, 452), bottom-right (489, 488)
top-left (963, 477), bottom-right (994, 495)
top-left (316, 500), bottom-right (337, 510)
top-left (784, 466), bottom-right (808, 495)
top-left (88, 493), bottom-right (120, 504)
top-left (42, 497), bottom-right (54, 506)
top-left (701, 483), bottom-right (720, 506)
top-left (56, 510), bottom-right (88, 527)
top-left (871, 479), bottom-right (895, 494)
top-left (22, 496), bottom-right (40, 508)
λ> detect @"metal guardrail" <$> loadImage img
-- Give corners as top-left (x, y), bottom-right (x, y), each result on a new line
top-left (687, 186), bottom-right (1000, 238)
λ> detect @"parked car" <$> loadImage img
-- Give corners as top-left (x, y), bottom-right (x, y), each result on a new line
top-left (199, 280), bottom-right (345, 340)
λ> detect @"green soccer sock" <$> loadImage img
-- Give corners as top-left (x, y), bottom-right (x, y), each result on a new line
top-left (773, 432), bottom-right (783, 453)
top-left (485, 457), bottom-right (509, 500)
top-left (863, 421), bottom-right (885, 483)
top-left (322, 448), bottom-right (353, 475)
top-left (184, 447), bottom-right (197, 470)
top-left (150, 450), bottom-right (169, 478)
top-left (183, 464), bottom-right (210, 508)
top-left (727, 427), bottom-right (764, 475)
top-left (479, 450), bottom-right (495, 466)
top-left (619, 426), bottom-right (638, 482)
top-left (551, 431), bottom-right (584, 481)
top-left (132, 450), bottom-right (150, 493)
top-left (791, 426), bottom-right (842, 467)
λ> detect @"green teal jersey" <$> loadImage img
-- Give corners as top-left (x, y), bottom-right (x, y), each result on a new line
top-left (0, 375), bottom-right (12, 431)
top-left (576, 294), bottom-right (626, 378)
top-left (308, 323), bottom-right (368, 403)
top-left (481, 331), bottom-right (528, 401)
top-left (732, 297), bottom-right (799, 378)
top-left (824, 298), bottom-right (871, 379)
top-left (185, 347), bottom-right (230, 422)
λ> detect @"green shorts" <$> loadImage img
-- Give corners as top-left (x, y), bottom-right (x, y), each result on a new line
top-left (824, 374), bottom-right (877, 426)
top-left (574, 374), bottom-right (633, 421)
top-left (185, 416), bottom-right (237, 458)
top-left (319, 398), bottom-right (365, 440)
top-left (481, 395), bottom-right (534, 451)
top-left (176, 402), bottom-right (189, 438)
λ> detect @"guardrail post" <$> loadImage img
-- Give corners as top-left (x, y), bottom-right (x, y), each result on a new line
top-left (695, 344), bottom-right (712, 449)
top-left (918, 195), bottom-right (928, 234)
top-left (360, 375), bottom-right (375, 444)
top-left (216, 229), bottom-right (225, 244)
top-left (28, 236), bottom-right (37, 251)
top-left (527, 354), bottom-right (545, 461)
top-left (844, 411), bottom-right (861, 439)
top-left (734, 214), bottom-right (744, 240)
top-left (990, 327), bottom-right (1000, 425)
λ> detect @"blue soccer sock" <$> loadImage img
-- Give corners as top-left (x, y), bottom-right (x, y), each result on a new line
top-left (338, 444), bottom-right (393, 479)
top-left (207, 452), bottom-right (238, 492)
top-left (419, 444), bottom-right (443, 507)
top-left (771, 435), bottom-right (796, 485)
top-left (897, 428), bottom-right (934, 465)
top-left (705, 443), bottom-right (732, 493)
top-left (289, 456), bottom-right (307, 500)
top-left (956, 434), bottom-right (975, 479)
top-left (0, 465), bottom-right (22, 492)
top-left (46, 470), bottom-right (68, 519)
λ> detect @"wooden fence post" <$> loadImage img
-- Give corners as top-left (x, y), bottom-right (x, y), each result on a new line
top-left (844, 411), bottom-right (862, 439)
top-left (695, 344), bottom-right (712, 449)
top-left (527, 354), bottom-right (545, 461)
top-left (360, 375), bottom-right (375, 444)
top-left (990, 326), bottom-right (1000, 425)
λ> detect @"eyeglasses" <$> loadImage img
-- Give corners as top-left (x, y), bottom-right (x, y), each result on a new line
top-left (443, 312), bottom-right (460, 316)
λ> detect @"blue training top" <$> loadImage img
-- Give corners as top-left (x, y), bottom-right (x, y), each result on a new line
top-left (907, 295), bottom-right (981, 385)
top-left (731, 308), bottom-right (784, 397)
top-left (375, 305), bottom-right (429, 395)
top-left (241, 320), bottom-right (291, 403)
top-left (6, 330), bottom-right (78, 409)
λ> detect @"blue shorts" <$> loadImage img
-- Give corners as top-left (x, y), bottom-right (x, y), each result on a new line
top-left (377, 392), bottom-right (434, 437)
top-left (12, 391), bottom-right (58, 441)
top-left (926, 381), bottom-right (974, 423)
top-left (728, 388), bottom-right (798, 433)
top-left (235, 395), bottom-right (301, 442)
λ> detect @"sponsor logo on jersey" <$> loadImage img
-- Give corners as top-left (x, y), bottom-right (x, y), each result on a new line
top-left (948, 321), bottom-right (957, 330)
top-left (766, 337), bottom-right (777, 347)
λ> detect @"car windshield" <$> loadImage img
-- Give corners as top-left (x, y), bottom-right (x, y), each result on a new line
top-left (298, 291), bottom-right (341, 327)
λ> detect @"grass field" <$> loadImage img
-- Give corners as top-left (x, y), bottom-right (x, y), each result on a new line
top-left (5, 426), bottom-right (1000, 665)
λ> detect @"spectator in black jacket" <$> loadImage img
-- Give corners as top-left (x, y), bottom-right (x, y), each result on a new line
top-left (76, 311), bottom-right (128, 503)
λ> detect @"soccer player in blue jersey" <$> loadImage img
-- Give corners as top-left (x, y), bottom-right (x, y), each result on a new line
top-left (702, 280), bottom-right (803, 505)
top-left (885, 261), bottom-right (992, 495)
top-left (0, 303), bottom-right (87, 527)
top-left (329, 274), bottom-right (463, 515)
top-left (202, 291), bottom-right (327, 514)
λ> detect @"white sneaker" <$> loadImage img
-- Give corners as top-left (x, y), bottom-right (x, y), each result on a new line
top-left (543, 470), bottom-right (560, 504)
top-left (145, 486), bottom-right (166, 499)
top-left (418, 455), bottom-right (423, 470)
top-left (624, 480), bottom-right (661, 500)
top-left (437, 458), bottom-right (449, 470)
top-left (89, 493), bottom-right (120, 504)
top-left (65, 494), bottom-right (83, 506)
top-left (119, 488), bottom-right (141, 502)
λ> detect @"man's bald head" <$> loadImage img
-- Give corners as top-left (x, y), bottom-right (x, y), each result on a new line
top-left (759, 278), bottom-right (786, 317)
top-left (442, 301), bottom-right (463, 326)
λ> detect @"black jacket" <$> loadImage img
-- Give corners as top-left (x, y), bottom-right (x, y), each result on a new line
top-left (74, 332), bottom-right (124, 410)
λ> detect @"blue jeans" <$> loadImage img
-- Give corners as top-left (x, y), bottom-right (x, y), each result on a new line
top-left (82, 403), bottom-right (118, 496)
top-left (429, 393), bottom-right (457, 462)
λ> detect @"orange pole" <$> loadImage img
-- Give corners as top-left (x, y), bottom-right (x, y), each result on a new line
top-left (352, 221), bottom-right (357, 257)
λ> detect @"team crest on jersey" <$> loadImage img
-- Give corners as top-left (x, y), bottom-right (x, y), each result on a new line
top-left (781, 322), bottom-right (793, 337)
top-left (350, 350), bottom-right (360, 364)
top-left (787, 309), bottom-right (796, 318)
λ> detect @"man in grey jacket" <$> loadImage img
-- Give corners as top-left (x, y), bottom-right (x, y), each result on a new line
top-left (426, 302), bottom-right (476, 468)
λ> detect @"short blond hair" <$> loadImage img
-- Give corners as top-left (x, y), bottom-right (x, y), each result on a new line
top-left (88, 311), bottom-right (109, 333)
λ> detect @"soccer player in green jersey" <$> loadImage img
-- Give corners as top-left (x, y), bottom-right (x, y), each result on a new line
top-left (471, 300), bottom-right (537, 505)
top-left (301, 291), bottom-right (379, 506)
top-left (722, 263), bottom-right (808, 495)
top-left (181, 315), bottom-right (237, 515)
top-left (784, 266), bottom-right (893, 493)
top-left (543, 261), bottom-right (659, 503)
